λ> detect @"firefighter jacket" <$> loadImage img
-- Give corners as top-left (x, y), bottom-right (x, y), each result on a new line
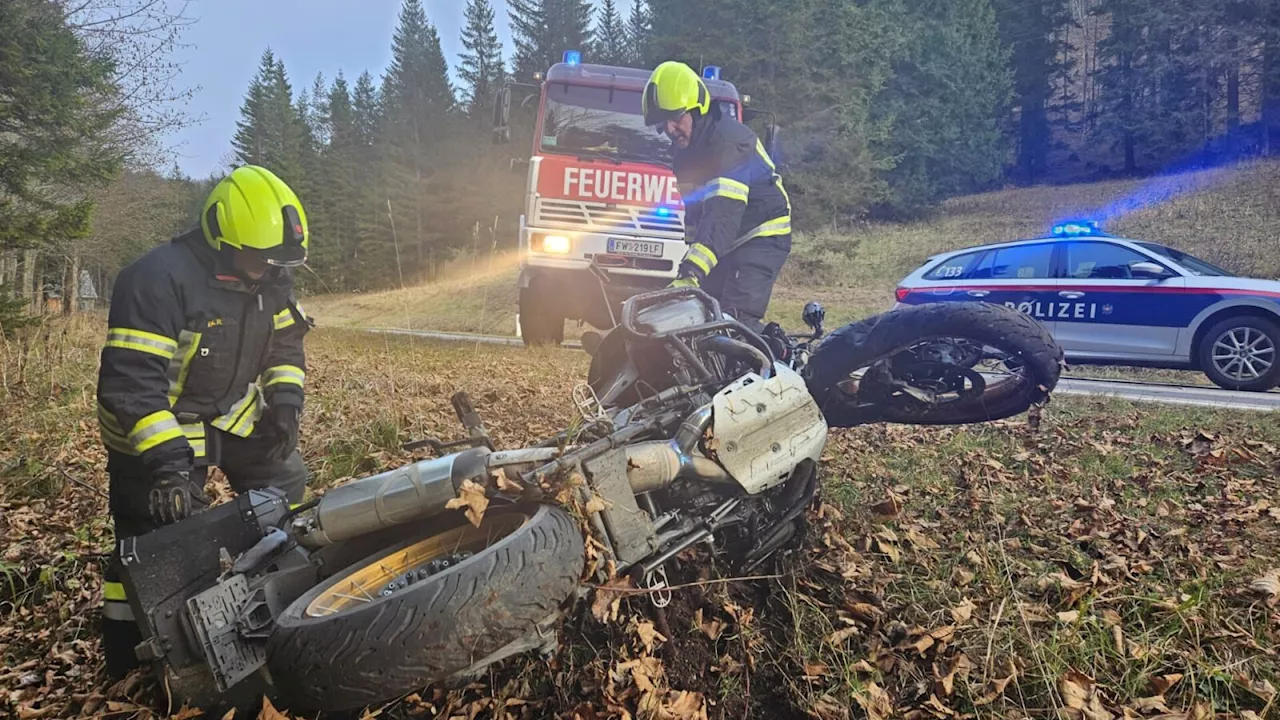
top-left (673, 107), bottom-right (792, 273)
top-left (96, 228), bottom-right (311, 469)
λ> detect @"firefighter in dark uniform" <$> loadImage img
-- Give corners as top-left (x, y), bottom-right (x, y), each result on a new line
top-left (97, 165), bottom-right (313, 678)
top-left (642, 61), bottom-right (792, 332)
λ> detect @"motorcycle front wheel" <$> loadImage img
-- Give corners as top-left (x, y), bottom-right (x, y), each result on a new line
top-left (805, 302), bottom-right (1063, 427)
top-left (266, 505), bottom-right (584, 712)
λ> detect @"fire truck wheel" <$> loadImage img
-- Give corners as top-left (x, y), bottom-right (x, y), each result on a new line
top-left (519, 287), bottom-right (565, 346)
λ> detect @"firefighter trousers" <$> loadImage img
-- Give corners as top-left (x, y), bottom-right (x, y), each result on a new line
top-left (100, 428), bottom-right (307, 679)
top-left (702, 233), bottom-right (792, 333)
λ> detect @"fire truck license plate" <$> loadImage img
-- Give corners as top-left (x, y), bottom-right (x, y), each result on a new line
top-left (607, 239), bottom-right (664, 257)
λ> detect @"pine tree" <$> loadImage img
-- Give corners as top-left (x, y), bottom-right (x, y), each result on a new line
top-left (231, 50), bottom-right (307, 185)
top-left (593, 0), bottom-right (628, 65)
top-left (874, 0), bottom-right (1012, 215)
top-left (458, 0), bottom-right (506, 117)
top-left (379, 0), bottom-right (459, 283)
top-left (350, 70), bottom-right (385, 288)
top-left (0, 0), bottom-right (122, 250)
top-left (509, 0), bottom-right (594, 79)
top-left (624, 0), bottom-right (651, 66)
top-left (992, 0), bottom-right (1076, 183)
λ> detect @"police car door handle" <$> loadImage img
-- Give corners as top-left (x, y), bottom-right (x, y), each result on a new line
top-left (967, 290), bottom-right (989, 298)
top-left (1059, 290), bottom-right (1086, 299)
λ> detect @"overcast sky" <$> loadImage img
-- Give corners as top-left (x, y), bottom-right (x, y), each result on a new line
top-left (167, 0), bottom-right (603, 178)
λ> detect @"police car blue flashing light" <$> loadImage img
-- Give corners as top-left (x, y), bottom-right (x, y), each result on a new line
top-left (703, 65), bottom-right (721, 80)
top-left (1051, 220), bottom-right (1103, 238)
top-left (893, 231), bottom-right (1280, 392)
top-left (563, 50), bottom-right (582, 66)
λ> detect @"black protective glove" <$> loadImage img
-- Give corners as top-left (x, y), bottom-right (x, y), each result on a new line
top-left (262, 404), bottom-right (301, 462)
top-left (148, 470), bottom-right (208, 526)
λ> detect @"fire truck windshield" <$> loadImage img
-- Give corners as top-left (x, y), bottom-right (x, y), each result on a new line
top-left (540, 83), bottom-right (672, 166)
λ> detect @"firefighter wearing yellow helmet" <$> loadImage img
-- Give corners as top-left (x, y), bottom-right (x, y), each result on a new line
top-left (96, 165), bottom-right (313, 678)
top-left (643, 61), bottom-right (792, 332)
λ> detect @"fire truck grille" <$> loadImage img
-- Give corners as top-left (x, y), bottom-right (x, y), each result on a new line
top-left (535, 199), bottom-right (684, 236)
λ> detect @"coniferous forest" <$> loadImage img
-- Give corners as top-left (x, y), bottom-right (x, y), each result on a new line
top-left (5, 0), bottom-right (1280, 302)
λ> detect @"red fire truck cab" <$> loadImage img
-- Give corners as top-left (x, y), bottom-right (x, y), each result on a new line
top-left (494, 56), bottom-right (749, 345)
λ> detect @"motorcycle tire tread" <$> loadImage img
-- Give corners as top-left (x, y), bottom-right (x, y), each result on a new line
top-left (806, 301), bottom-right (1064, 426)
top-left (265, 505), bottom-right (584, 712)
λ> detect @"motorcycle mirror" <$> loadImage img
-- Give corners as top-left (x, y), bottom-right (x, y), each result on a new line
top-left (803, 301), bottom-right (825, 332)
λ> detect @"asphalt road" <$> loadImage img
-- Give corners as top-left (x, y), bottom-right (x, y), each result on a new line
top-left (366, 327), bottom-right (1280, 413)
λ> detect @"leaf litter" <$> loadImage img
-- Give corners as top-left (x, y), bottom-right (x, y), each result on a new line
top-left (3, 324), bottom-right (1280, 718)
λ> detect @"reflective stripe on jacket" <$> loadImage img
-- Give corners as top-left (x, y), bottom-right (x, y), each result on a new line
top-left (674, 108), bottom-right (792, 261)
top-left (96, 229), bottom-right (311, 466)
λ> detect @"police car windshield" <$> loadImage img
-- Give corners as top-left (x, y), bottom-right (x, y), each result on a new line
top-left (540, 84), bottom-right (672, 167)
top-left (1133, 242), bottom-right (1235, 277)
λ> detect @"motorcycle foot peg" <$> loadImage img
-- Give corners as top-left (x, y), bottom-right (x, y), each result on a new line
top-left (645, 565), bottom-right (673, 609)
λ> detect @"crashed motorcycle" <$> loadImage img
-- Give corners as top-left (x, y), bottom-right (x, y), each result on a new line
top-left (115, 288), bottom-right (1063, 713)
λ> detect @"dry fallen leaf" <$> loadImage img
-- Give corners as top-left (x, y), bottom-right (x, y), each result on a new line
top-left (853, 681), bottom-right (893, 720)
top-left (1060, 670), bottom-right (1114, 720)
top-left (258, 696), bottom-right (290, 720)
top-left (825, 625), bottom-right (860, 646)
top-left (1058, 610), bottom-right (1081, 623)
top-left (221, 710), bottom-right (236, 720)
top-left (870, 495), bottom-right (903, 519)
top-left (810, 694), bottom-right (851, 720)
top-left (171, 707), bottom-right (205, 720)
top-left (1236, 674), bottom-right (1277, 701)
top-left (906, 526), bottom-right (940, 550)
top-left (803, 662), bottom-right (830, 679)
top-left (584, 494), bottom-right (609, 515)
top-left (659, 690), bottom-right (707, 720)
top-left (935, 652), bottom-right (974, 697)
top-left (1249, 569), bottom-right (1280, 606)
top-left (591, 577), bottom-right (634, 623)
top-left (635, 620), bottom-right (667, 653)
top-left (973, 659), bottom-right (1019, 706)
top-left (1146, 673), bottom-right (1182, 696)
top-left (949, 598), bottom-right (977, 625)
top-left (695, 608), bottom-right (726, 641)
top-left (445, 479), bottom-right (490, 527)
top-left (1126, 696), bottom-right (1171, 714)
top-left (950, 566), bottom-right (975, 587)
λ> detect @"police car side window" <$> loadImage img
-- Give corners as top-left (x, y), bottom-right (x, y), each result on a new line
top-left (925, 250), bottom-right (985, 280)
top-left (976, 244), bottom-right (1054, 280)
top-left (1066, 242), bottom-right (1158, 280)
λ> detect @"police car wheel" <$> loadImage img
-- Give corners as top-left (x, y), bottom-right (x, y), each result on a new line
top-left (1198, 315), bottom-right (1280, 392)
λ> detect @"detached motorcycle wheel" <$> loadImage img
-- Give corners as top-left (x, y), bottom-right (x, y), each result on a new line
top-left (807, 302), bottom-right (1063, 426)
top-left (266, 505), bottom-right (584, 712)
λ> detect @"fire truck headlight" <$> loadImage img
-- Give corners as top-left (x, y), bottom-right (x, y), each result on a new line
top-left (541, 235), bottom-right (571, 254)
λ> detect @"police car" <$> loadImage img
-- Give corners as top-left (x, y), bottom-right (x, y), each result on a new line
top-left (895, 221), bottom-right (1280, 392)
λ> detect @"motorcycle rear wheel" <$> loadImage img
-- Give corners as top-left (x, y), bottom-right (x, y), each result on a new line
top-left (266, 505), bottom-right (584, 712)
top-left (806, 302), bottom-right (1063, 426)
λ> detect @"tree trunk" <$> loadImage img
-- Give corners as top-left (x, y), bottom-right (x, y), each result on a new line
top-left (1226, 34), bottom-right (1240, 133)
top-left (21, 249), bottom-right (39, 313)
top-left (63, 253), bottom-right (80, 316)
top-left (0, 250), bottom-right (14, 290)
top-left (1264, 14), bottom-right (1280, 156)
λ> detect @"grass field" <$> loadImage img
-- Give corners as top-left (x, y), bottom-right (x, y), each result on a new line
top-left (3, 318), bottom-right (1279, 719)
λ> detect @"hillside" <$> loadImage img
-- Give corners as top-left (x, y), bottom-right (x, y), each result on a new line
top-left (304, 159), bottom-right (1280, 335)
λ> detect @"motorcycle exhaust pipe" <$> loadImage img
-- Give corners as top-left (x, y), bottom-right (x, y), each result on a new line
top-left (297, 446), bottom-right (492, 548)
top-left (625, 404), bottom-right (735, 492)
top-left (624, 442), bottom-right (733, 493)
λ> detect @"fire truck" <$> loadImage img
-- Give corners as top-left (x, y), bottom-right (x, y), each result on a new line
top-left (493, 51), bottom-right (775, 346)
